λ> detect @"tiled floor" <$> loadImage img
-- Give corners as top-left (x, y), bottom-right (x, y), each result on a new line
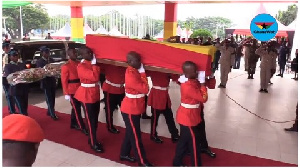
top-left (6, 60), bottom-right (299, 166)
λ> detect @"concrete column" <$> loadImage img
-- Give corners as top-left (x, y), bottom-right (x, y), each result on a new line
top-left (163, 2), bottom-right (178, 41)
top-left (71, 6), bottom-right (84, 43)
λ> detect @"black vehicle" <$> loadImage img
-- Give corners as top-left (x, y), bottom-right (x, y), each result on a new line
top-left (11, 40), bottom-right (85, 88)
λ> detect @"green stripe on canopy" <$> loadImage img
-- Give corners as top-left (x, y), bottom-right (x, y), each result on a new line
top-left (2, 1), bottom-right (32, 8)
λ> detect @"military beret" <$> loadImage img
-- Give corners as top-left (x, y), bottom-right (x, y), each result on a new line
top-left (2, 43), bottom-right (9, 48)
top-left (3, 114), bottom-right (44, 143)
top-left (40, 46), bottom-right (50, 52)
top-left (8, 49), bottom-right (19, 55)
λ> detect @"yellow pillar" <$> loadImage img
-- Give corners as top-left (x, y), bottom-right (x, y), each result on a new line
top-left (163, 2), bottom-right (178, 41)
top-left (71, 6), bottom-right (84, 43)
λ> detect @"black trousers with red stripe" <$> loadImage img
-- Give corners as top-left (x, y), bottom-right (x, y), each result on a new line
top-left (82, 101), bottom-right (100, 146)
top-left (120, 112), bottom-right (149, 165)
top-left (196, 107), bottom-right (209, 149)
top-left (150, 107), bottom-right (178, 137)
top-left (173, 124), bottom-right (202, 166)
top-left (142, 95), bottom-right (148, 116)
top-left (103, 92), bottom-right (125, 129)
top-left (70, 95), bottom-right (86, 129)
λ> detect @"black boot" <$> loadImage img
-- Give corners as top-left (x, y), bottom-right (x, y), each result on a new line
top-left (171, 134), bottom-right (180, 143)
top-left (70, 124), bottom-right (81, 130)
top-left (284, 127), bottom-right (298, 132)
top-left (51, 114), bottom-right (59, 121)
top-left (150, 136), bottom-right (163, 144)
top-left (139, 163), bottom-right (154, 167)
top-left (90, 143), bottom-right (104, 153)
top-left (82, 128), bottom-right (89, 136)
top-left (120, 155), bottom-right (136, 163)
top-left (108, 126), bottom-right (120, 134)
top-left (201, 148), bottom-right (216, 158)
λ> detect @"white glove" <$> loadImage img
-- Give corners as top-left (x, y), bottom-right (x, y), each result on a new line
top-left (91, 54), bottom-right (97, 65)
top-left (65, 95), bottom-right (71, 101)
top-left (178, 75), bottom-right (188, 84)
top-left (198, 71), bottom-right (206, 83)
top-left (138, 63), bottom-right (145, 73)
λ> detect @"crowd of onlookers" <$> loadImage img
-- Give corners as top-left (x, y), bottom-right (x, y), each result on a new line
top-left (165, 34), bottom-right (297, 80)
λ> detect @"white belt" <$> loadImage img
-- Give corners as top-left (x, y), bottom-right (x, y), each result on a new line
top-left (152, 86), bottom-right (168, 91)
top-left (105, 80), bottom-right (123, 88)
top-left (181, 103), bottom-right (200, 109)
top-left (81, 83), bottom-right (98, 88)
top-left (125, 93), bottom-right (145, 99)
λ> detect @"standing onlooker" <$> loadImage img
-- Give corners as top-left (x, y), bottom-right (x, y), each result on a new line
top-left (242, 37), bottom-right (252, 71)
top-left (234, 44), bottom-right (243, 69)
top-left (291, 49), bottom-right (298, 80)
top-left (284, 104), bottom-right (298, 132)
top-left (3, 34), bottom-right (11, 43)
top-left (277, 41), bottom-right (289, 77)
top-left (213, 38), bottom-right (221, 71)
top-left (202, 37), bottom-right (213, 46)
top-left (45, 33), bottom-right (53, 40)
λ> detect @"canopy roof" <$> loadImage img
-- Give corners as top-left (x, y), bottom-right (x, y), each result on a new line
top-left (96, 26), bottom-right (109, 35)
top-left (225, 3), bottom-right (295, 37)
top-left (2, 1), bottom-right (32, 8)
top-left (84, 24), bottom-right (96, 35)
top-left (108, 27), bottom-right (126, 37)
top-left (155, 27), bottom-right (193, 39)
top-left (288, 19), bottom-right (297, 29)
top-left (52, 23), bottom-right (71, 37)
top-left (26, 0), bottom-right (297, 7)
top-left (52, 23), bottom-right (96, 37)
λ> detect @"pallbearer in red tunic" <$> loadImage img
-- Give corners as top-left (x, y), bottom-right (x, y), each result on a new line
top-left (74, 46), bottom-right (103, 153)
top-left (173, 61), bottom-right (208, 167)
top-left (119, 51), bottom-right (153, 166)
top-left (61, 48), bottom-right (88, 135)
top-left (101, 64), bottom-right (126, 134)
top-left (147, 71), bottom-right (179, 144)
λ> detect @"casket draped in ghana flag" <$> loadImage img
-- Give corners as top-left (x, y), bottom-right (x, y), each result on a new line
top-left (86, 34), bottom-right (216, 76)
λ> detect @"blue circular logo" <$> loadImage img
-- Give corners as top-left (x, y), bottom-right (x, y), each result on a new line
top-left (250, 14), bottom-right (278, 42)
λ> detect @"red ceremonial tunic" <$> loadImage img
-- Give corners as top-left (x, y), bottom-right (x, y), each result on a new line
top-left (101, 64), bottom-right (126, 94)
top-left (61, 60), bottom-right (80, 95)
top-left (176, 79), bottom-right (208, 126)
top-left (147, 71), bottom-right (171, 110)
top-left (74, 60), bottom-right (101, 104)
top-left (120, 66), bottom-right (149, 115)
